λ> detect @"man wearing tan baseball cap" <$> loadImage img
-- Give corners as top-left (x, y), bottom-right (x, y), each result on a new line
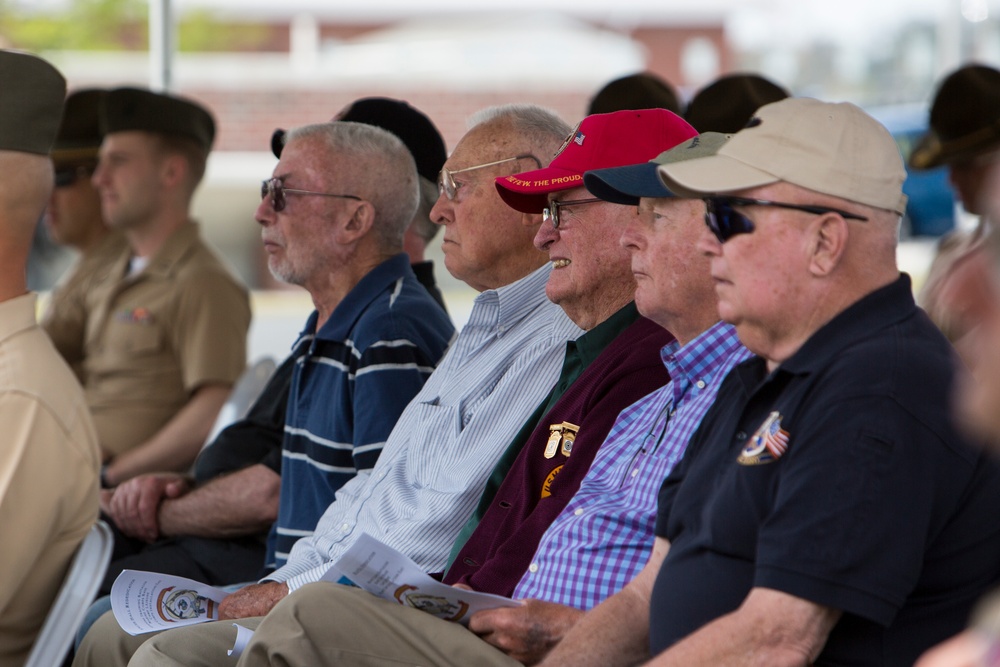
top-left (0, 49), bottom-right (102, 665)
top-left (540, 98), bottom-right (1000, 666)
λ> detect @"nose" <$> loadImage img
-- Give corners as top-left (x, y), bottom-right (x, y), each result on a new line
top-left (91, 160), bottom-right (107, 190)
top-left (533, 220), bottom-right (558, 252)
top-left (255, 196), bottom-right (275, 227)
top-left (620, 215), bottom-right (642, 252)
top-left (696, 221), bottom-right (723, 257)
top-left (429, 189), bottom-right (452, 226)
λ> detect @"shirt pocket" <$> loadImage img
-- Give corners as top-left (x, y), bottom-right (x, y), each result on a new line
top-left (405, 399), bottom-right (462, 491)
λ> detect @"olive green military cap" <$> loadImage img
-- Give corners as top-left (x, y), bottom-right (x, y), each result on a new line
top-left (52, 88), bottom-right (106, 164)
top-left (0, 49), bottom-right (66, 155)
top-left (102, 87), bottom-right (215, 151)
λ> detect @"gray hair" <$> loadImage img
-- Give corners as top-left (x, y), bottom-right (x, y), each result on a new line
top-left (286, 121), bottom-right (418, 250)
top-left (409, 176), bottom-right (441, 245)
top-left (467, 104), bottom-right (572, 166)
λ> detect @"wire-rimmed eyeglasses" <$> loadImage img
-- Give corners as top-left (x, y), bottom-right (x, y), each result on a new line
top-left (261, 177), bottom-right (362, 213)
top-left (437, 154), bottom-right (541, 201)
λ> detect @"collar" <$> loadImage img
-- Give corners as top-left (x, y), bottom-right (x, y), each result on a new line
top-left (572, 301), bottom-right (640, 365)
top-left (118, 222), bottom-right (203, 279)
top-left (465, 263), bottom-right (554, 336)
top-left (779, 274), bottom-right (916, 376)
top-left (662, 321), bottom-right (746, 406)
top-left (302, 253), bottom-right (415, 341)
top-left (0, 293), bottom-right (39, 345)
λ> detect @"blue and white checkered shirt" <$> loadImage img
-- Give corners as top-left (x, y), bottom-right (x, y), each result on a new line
top-left (513, 321), bottom-right (750, 609)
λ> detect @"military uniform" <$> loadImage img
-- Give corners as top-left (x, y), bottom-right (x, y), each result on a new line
top-left (50, 223), bottom-right (251, 457)
top-left (41, 229), bottom-right (127, 381)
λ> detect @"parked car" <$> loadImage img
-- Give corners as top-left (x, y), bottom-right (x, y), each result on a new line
top-left (868, 103), bottom-right (957, 238)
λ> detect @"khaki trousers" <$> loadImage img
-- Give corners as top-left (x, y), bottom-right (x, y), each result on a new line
top-left (73, 609), bottom-right (263, 667)
top-left (237, 583), bottom-right (522, 667)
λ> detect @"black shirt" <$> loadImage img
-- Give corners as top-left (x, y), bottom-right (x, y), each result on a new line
top-left (650, 275), bottom-right (1000, 666)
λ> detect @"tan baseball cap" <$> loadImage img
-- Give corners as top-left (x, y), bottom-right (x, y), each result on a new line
top-left (657, 97), bottom-right (908, 215)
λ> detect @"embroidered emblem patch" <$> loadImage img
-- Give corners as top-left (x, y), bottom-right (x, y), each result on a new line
top-left (737, 411), bottom-right (790, 466)
top-left (544, 422), bottom-right (580, 459)
top-left (116, 307), bottom-right (155, 324)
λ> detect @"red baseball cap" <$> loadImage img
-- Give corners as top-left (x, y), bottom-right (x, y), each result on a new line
top-left (495, 108), bottom-right (697, 213)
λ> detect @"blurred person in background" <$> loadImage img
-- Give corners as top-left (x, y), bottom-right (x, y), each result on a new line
top-left (41, 88), bottom-right (127, 381)
top-left (47, 87), bottom-right (252, 487)
top-left (683, 72), bottom-right (789, 134)
top-left (910, 64), bottom-right (1000, 341)
top-left (587, 71), bottom-right (681, 116)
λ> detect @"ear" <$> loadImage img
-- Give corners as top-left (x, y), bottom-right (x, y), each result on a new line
top-left (808, 213), bottom-right (848, 276)
top-left (521, 211), bottom-right (543, 229)
top-left (336, 199), bottom-right (375, 244)
top-left (159, 152), bottom-right (188, 189)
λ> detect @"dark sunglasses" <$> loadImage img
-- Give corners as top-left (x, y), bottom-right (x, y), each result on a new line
top-left (54, 165), bottom-right (95, 188)
top-left (704, 196), bottom-right (869, 243)
top-left (261, 177), bottom-right (362, 213)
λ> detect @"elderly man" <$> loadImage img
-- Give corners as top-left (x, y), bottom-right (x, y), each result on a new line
top-left (43, 87), bottom-right (252, 486)
top-left (0, 50), bottom-right (102, 665)
top-left (540, 98), bottom-right (1000, 667)
top-left (41, 88), bottom-right (127, 381)
top-left (76, 103), bottom-right (582, 665)
top-left (231, 130), bottom-right (754, 667)
top-left (73, 120), bottom-right (455, 651)
top-left (95, 98), bottom-right (455, 598)
top-left (273, 96), bottom-right (449, 310)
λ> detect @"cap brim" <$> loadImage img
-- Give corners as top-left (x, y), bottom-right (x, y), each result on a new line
top-left (657, 153), bottom-right (779, 198)
top-left (495, 165), bottom-right (586, 213)
top-left (584, 163), bottom-right (674, 206)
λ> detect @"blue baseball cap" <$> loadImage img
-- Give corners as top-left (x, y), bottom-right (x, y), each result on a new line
top-left (584, 132), bottom-right (730, 205)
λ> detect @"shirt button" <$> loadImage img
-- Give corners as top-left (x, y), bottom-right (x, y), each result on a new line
top-left (632, 469), bottom-right (639, 477)
top-left (341, 524), bottom-right (350, 532)
top-left (574, 508), bottom-right (584, 516)
top-left (528, 563), bottom-right (539, 573)
top-left (696, 380), bottom-right (706, 389)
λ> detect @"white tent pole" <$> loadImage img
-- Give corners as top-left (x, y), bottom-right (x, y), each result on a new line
top-left (149, 0), bottom-right (174, 92)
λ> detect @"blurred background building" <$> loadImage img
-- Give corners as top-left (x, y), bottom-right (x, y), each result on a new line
top-left (5, 0), bottom-right (998, 357)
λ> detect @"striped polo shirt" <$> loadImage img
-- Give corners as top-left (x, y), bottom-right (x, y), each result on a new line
top-left (267, 254), bottom-right (454, 568)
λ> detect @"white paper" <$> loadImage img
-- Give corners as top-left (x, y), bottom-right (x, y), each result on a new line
top-left (326, 533), bottom-right (521, 625)
top-left (110, 569), bottom-right (228, 635)
top-left (227, 623), bottom-right (255, 658)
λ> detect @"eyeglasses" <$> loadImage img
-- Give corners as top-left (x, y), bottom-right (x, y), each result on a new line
top-left (542, 197), bottom-right (603, 229)
top-left (261, 177), bottom-right (362, 213)
top-left (54, 165), bottom-right (95, 188)
top-left (437, 154), bottom-right (541, 201)
top-left (704, 196), bottom-right (869, 243)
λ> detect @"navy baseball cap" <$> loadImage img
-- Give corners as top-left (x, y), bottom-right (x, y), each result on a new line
top-left (584, 132), bottom-right (730, 205)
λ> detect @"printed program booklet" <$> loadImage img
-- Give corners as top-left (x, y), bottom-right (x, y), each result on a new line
top-left (111, 569), bottom-right (227, 636)
top-left (324, 532), bottom-right (521, 625)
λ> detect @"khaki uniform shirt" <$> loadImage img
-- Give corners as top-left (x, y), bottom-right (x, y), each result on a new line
top-left (0, 293), bottom-right (101, 666)
top-left (44, 223), bottom-right (251, 457)
top-left (41, 230), bottom-right (128, 382)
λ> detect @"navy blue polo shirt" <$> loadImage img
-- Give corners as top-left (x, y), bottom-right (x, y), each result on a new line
top-left (650, 275), bottom-right (1000, 666)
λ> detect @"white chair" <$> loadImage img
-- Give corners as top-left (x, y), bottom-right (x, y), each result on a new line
top-left (25, 520), bottom-right (113, 667)
top-left (203, 356), bottom-right (278, 448)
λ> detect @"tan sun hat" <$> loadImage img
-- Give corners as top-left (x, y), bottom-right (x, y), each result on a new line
top-left (657, 97), bottom-right (908, 215)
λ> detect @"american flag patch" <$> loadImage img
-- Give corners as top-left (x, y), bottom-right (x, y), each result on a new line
top-left (762, 418), bottom-right (789, 458)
